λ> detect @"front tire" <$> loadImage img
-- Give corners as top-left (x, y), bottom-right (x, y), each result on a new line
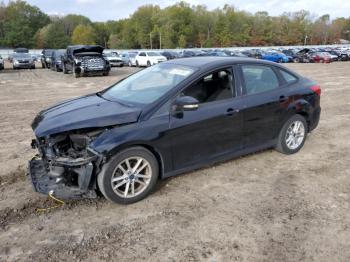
top-left (136, 60), bottom-right (139, 67)
top-left (276, 114), bottom-right (308, 154)
top-left (73, 66), bottom-right (80, 78)
top-left (63, 63), bottom-right (68, 74)
top-left (97, 147), bottom-right (159, 204)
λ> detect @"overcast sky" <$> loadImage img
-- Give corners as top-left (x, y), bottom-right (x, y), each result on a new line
top-left (16, 0), bottom-right (350, 21)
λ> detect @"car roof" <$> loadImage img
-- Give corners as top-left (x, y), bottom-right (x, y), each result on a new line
top-left (165, 56), bottom-right (278, 68)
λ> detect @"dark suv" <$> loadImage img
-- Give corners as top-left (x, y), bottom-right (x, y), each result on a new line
top-left (61, 45), bottom-right (111, 78)
top-left (50, 50), bottom-right (65, 72)
top-left (41, 49), bottom-right (55, 68)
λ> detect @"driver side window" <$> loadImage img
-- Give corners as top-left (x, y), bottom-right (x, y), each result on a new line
top-left (183, 68), bottom-right (234, 104)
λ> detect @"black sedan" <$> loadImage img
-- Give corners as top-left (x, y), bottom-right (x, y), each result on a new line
top-left (28, 57), bottom-right (321, 204)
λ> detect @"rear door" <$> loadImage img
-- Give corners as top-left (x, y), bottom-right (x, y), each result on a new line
top-left (238, 64), bottom-right (286, 147)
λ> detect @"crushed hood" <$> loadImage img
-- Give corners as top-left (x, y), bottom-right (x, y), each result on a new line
top-left (32, 94), bottom-right (141, 137)
top-left (72, 45), bottom-right (104, 55)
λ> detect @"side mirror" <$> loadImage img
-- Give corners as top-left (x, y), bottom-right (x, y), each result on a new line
top-left (174, 96), bottom-right (199, 111)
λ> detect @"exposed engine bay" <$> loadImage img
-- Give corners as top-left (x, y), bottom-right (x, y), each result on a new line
top-left (29, 128), bottom-right (106, 199)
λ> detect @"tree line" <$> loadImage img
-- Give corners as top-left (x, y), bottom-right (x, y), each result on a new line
top-left (1, 0), bottom-right (350, 49)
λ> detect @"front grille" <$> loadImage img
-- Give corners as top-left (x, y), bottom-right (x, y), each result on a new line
top-left (19, 60), bottom-right (29, 63)
top-left (82, 57), bottom-right (104, 70)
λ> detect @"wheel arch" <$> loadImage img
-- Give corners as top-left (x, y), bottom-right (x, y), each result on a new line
top-left (104, 142), bottom-right (165, 179)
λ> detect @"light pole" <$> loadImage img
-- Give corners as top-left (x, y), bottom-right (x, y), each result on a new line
top-left (150, 32), bottom-right (153, 49)
top-left (159, 32), bottom-right (162, 50)
top-left (304, 35), bottom-right (308, 46)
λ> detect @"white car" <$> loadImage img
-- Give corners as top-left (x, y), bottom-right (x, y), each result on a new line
top-left (135, 51), bottom-right (167, 67)
top-left (0, 55), bottom-right (4, 70)
top-left (103, 52), bottom-right (123, 67)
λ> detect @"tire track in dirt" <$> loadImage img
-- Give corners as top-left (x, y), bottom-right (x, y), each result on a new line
top-left (255, 172), bottom-right (318, 262)
top-left (0, 195), bottom-right (105, 231)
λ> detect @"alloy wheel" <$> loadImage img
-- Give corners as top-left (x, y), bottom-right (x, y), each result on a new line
top-left (285, 120), bottom-right (305, 150)
top-left (111, 157), bottom-right (152, 198)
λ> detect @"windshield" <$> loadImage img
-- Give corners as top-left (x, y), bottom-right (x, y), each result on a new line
top-left (147, 52), bottom-right (161, 56)
top-left (102, 63), bottom-right (196, 105)
top-left (54, 51), bottom-right (65, 58)
top-left (129, 53), bottom-right (136, 58)
top-left (105, 52), bottom-right (118, 57)
top-left (13, 53), bottom-right (31, 59)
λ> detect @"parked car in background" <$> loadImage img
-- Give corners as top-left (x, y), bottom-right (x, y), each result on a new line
top-left (135, 51), bottom-right (167, 67)
top-left (160, 51), bottom-right (180, 60)
top-left (310, 52), bottom-right (332, 63)
top-left (293, 48), bottom-right (314, 63)
top-left (50, 50), bottom-right (65, 72)
top-left (28, 57), bottom-right (321, 204)
top-left (241, 49), bottom-right (263, 59)
top-left (103, 52), bottom-right (123, 67)
top-left (12, 53), bottom-right (35, 69)
top-left (121, 52), bottom-right (137, 66)
top-left (41, 49), bottom-right (55, 68)
top-left (261, 51), bottom-right (290, 63)
top-left (0, 55), bottom-right (4, 70)
top-left (31, 53), bottom-right (40, 62)
top-left (327, 50), bottom-right (348, 61)
top-left (61, 45), bottom-right (111, 77)
top-left (8, 54), bottom-right (14, 63)
top-left (224, 50), bottom-right (248, 57)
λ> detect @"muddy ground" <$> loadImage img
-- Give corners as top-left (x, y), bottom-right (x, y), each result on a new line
top-left (0, 61), bottom-right (350, 262)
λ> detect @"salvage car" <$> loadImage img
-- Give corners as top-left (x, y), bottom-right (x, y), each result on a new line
top-left (12, 53), bottom-right (35, 69)
top-left (28, 57), bottom-right (321, 204)
top-left (135, 51), bottom-right (167, 67)
top-left (61, 45), bottom-right (111, 77)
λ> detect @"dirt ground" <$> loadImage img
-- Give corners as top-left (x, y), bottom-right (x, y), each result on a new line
top-left (0, 60), bottom-right (350, 262)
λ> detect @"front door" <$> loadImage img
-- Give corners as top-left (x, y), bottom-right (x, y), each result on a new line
top-left (169, 67), bottom-right (244, 170)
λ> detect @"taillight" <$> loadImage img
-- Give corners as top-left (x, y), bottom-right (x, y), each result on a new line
top-left (311, 85), bottom-right (321, 96)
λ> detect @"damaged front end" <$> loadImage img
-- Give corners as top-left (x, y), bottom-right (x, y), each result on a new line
top-left (28, 129), bottom-right (105, 199)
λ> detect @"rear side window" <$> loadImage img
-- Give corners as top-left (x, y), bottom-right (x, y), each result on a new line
top-left (279, 69), bottom-right (298, 84)
top-left (241, 65), bottom-right (279, 95)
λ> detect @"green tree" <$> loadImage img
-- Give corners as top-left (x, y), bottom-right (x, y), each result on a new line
top-left (36, 21), bottom-right (70, 48)
top-left (61, 14), bottom-right (91, 37)
top-left (2, 0), bottom-right (50, 47)
top-left (93, 22), bottom-right (109, 47)
top-left (71, 24), bottom-right (96, 45)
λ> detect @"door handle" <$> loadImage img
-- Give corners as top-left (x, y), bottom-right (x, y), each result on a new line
top-left (279, 95), bottom-right (288, 102)
top-left (225, 108), bottom-right (239, 116)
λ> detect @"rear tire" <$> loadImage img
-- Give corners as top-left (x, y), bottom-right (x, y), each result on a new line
top-left (97, 147), bottom-right (159, 204)
top-left (147, 61), bottom-right (151, 67)
top-left (136, 60), bottom-right (139, 67)
top-left (276, 114), bottom-right (308, 155)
